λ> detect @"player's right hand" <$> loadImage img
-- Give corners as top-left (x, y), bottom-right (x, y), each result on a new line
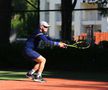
top-left (59, 42), bottom-right (67, 48)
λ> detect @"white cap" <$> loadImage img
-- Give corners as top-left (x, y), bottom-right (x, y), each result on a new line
top-left (40, 21), bottom-right (50, 27)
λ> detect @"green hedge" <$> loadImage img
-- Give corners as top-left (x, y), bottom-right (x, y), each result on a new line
top-left (0, 42), bottom-right (108, 72)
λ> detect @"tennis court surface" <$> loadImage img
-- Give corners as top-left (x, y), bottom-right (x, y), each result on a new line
top-left (0, 70), bottom-right (108, 90)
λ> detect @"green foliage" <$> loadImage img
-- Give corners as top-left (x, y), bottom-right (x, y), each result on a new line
top-left (11, 14), bottom-right (23, 30)
top-left (26, 0), bottom-right (38, 10)
top-left (11, 0), bottom-right (38, 38)
top-left (12, 0), bottom-right (26, 10)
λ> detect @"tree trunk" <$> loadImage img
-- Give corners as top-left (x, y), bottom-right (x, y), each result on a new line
top-left (61, 0), bottom-right (72, 41)
top-left (0, 0), bottom-right (11, 46)
top-left (0, 0), bottom-right (11, 62)
top-left (61, 0), bottom-right (77, 41)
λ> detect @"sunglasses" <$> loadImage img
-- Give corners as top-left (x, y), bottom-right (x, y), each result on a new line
top-left (43, 25), bottom-right (48, 28)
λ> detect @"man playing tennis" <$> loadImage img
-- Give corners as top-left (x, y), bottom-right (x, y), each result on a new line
top-left (23, 21), bottom-right (67, 82)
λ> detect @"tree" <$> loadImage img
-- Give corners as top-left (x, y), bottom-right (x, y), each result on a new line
top-left (96, 0), bottom-right (108, 17)
top-left (0, 0), bottom-right (11, 46)
top-left (61, 0), bottom-right (77, 41)
top-left (0, 0), bottom-right (11, 62)
top-left (11, 0), bottom-right (38, 39)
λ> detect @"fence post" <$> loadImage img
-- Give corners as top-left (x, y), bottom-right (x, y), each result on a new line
top-left (86, 25), bottom-right (94, 45)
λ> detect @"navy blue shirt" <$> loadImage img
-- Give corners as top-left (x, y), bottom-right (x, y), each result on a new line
top-left (24, 29), bottom-right (59, 50)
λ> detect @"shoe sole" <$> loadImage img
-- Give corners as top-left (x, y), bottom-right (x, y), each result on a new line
top-left (33, 79), bottom-right (46, 83)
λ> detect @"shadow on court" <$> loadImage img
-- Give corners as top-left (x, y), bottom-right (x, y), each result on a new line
top-left (0, 70), bottom-right (108, 90)
top-left (0, 70), bottom-right (108, 82)
top-left (43, 70), bottom-right (108, 82)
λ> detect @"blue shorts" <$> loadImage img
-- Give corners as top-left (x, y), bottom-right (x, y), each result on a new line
top-left (24, 48), bottom-right (40, 60)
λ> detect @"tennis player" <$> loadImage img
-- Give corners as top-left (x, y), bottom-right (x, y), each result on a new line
top-left (23, 21), bottom-right (67, 82)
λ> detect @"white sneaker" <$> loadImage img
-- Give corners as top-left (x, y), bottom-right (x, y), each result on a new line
top-left (33, 76), bottom-right (46, 82)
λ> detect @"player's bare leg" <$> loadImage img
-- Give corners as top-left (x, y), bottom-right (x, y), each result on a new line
top-left (33, 56), bottom-right (46, 82)
top-left (26, 63), bottom-right (40, 79)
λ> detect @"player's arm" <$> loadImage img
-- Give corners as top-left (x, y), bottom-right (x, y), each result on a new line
top-left (39, 34), bottom-right (67, 48)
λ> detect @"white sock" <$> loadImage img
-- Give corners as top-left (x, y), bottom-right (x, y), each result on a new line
top-left (29, 69), bottom-right (35, 75)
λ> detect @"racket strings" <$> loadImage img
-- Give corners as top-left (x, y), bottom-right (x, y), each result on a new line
top-left (67, 41), bottom-right (90, 49)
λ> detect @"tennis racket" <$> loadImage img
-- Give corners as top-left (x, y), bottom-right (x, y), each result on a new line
top-left (66, 41), bottom-right (90, 49)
